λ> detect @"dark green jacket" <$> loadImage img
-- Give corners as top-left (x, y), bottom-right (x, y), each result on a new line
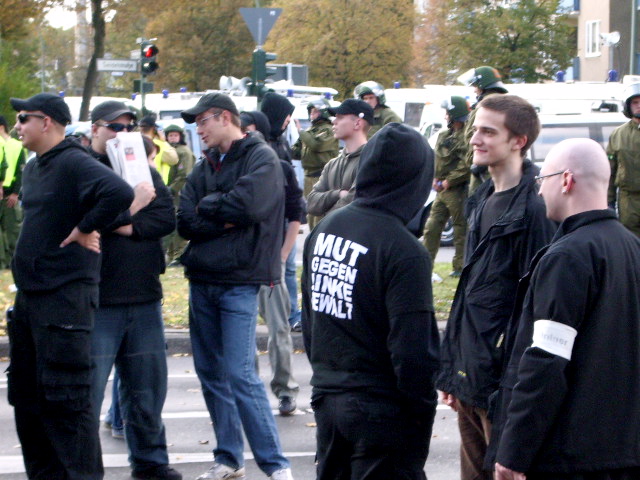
top-left (292, 119), bottom-right (338, 177)
top-left (607, 119), bottom-right (640, 202)
top-left (367, 105), bottom-right (402, 138)
top-left (434, 127), bottom-right (470, 188)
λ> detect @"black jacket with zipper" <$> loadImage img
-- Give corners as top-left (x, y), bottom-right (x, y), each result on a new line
top-left (177, 134), bottom-right (284, 285)
top-left (436, 160), bottom-right (556, 409)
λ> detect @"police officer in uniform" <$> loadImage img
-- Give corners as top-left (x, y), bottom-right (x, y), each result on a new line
top-left (607, 82), bottom-right (640, 237)
top-left (354, 81), bottom-right (402, 138)
top-left (423, 96), bottom-right (471, 277)
top-left (292, 98), bottom-right (339, 229)
top-left (459, 66), bottom-right (508, 194)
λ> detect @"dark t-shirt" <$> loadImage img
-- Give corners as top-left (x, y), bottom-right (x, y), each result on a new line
top-left (480, 185), bottom-right (517, 237)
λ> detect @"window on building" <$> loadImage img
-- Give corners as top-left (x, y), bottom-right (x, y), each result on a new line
top-left (586, 20), bottom-right (601, 57)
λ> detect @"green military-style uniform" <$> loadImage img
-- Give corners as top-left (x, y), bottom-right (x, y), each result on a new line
top-left (165, 141), bottom-right (195, 263)
top-left (368, 105), bottom-right (402, 139)
top-left (0, 137), bottom-right (17, 268)
top-left (464, 92), bottom-right (504, 194)
top-left (292, 118), bottom-right (339, 228)
top-left (607, 119), bottom-right (640, 237)
top-left (423, 127), bottom-right (470, 272)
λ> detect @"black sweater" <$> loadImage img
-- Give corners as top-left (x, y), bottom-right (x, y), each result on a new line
top-left (91, 150), bottom-right (175, 306)
top-left (13, 138), bottom-right (133, 291)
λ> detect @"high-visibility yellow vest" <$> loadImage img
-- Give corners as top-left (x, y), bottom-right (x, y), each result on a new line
top-left (2, 138), bottom-right (24, 187)
top-left (152, 139), bottom-right (177, 184)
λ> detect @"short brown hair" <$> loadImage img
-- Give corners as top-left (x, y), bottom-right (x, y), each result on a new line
top-left (478, 94), bottom-right (540, 157)
top-left (211, 108), bottom-right (241, 129)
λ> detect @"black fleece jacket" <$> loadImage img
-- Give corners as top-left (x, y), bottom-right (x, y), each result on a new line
top-left (13, 138), bottom-right (134, 291)
top-left (91, 149), bottom-right (176, 306)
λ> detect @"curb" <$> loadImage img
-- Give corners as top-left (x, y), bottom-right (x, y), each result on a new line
top-left (0, 321), bottom-right (448, 359)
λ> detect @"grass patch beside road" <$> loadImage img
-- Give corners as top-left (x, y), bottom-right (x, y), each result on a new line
top-left (0, 263), bottom-right (459, 335)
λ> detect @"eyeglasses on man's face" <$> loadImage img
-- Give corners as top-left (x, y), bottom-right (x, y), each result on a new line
top-left (17, 113), bottom-right (46, 124)
top-left (195, 112), bottom-right (222, 128)
top-left (95, 122), bottom-right (137, 133)
top-left (534, 170), bottom-right (565, 186)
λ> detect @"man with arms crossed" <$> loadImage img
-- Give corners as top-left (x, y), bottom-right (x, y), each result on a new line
top-left (178, 93), bottom-right (293, 480)
top-left (306, 99), bottom-right (373, 220)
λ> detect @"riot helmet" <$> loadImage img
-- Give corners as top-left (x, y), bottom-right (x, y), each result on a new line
top-left (307, 97), bottom-right (332, 121)
top-left (622, 82), bottom-right (640, 118)
top-left (441, 96), bottom-right (470, 123)
top-left (354, 81), bottom-right (386, 106)
top-left (458, 66), bottom-right (507, 93)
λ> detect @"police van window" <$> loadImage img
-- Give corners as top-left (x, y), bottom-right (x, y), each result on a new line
top-left (404, 103), bottom-right (425, 128)
top-left (532, 125), bottom-right (590, 163)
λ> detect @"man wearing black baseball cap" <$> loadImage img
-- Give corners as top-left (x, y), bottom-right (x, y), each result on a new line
top-left (7, 93), bottom-right (135, 480)
top-left (178, 93), bottom-right (294, 480)
top-left (88, 100), bottom-right (182, 480)
top-left (307, 98), bottom-right (373, 219)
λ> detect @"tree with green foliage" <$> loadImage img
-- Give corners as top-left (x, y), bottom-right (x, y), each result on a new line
top-left (267, 0), bottom-right (416, 98)
top-left (415, 0), bottom-right (575, 84)
top-left (144, 0), bottom-right (256, 92)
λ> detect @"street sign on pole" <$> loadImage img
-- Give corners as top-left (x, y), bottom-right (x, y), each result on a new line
top-left (97, 59), bottom-right (139, 72)
top-left (240, 7), bottom-right (282, 46)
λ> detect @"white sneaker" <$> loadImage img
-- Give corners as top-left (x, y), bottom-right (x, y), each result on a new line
top-left (432, 272), bottom-right (443, 283)
top-left (269, 468), bottom-right (294, 480)
top-left (196, 462), bottom-right (245, 480)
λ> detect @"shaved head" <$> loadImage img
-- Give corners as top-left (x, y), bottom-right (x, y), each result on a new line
top-left (538, 138), bottom-right (610, 222)
top-left (545, 138), bottom-right (610, 189)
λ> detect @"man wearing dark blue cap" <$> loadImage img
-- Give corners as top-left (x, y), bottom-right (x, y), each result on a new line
top-left (302, 122), bottom-right (440, 478)
top-left (306, 99), bottom-right (373, 219)
top-left (6, 93), bottom-right (134, 480)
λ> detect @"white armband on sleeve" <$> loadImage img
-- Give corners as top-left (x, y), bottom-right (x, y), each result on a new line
top-left (531, 320), bottom-right (578, 361)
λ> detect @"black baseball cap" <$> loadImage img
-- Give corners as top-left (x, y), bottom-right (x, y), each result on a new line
top-left (328, 99), bottom-right (374, 125)
top-left (181, 93), bottom-right (239, 124)
top-left (10, 93), bottom-right (72, 126)
top-left (91, 100), bottom-right (136, 123)
top-left (139, 115), bottom-right (158, 128)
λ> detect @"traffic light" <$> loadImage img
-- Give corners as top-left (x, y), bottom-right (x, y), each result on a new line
top-left (250, 47), bottom-right (277, 100)
top-left (141, 41), bottom-right (159, 76)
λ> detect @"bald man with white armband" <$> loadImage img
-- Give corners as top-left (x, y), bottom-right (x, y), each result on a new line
top-left (488, 138), bottom-right (640, 480)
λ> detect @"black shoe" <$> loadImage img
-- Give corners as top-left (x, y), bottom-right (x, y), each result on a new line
top-left (290, 321), bottom-right (302, 333)
top-left (278, 396), bottom-right (296, 416)
top-left (132, 465), bottom-right (183, 480)
top-left (449, 270), bottom-right (462, 278)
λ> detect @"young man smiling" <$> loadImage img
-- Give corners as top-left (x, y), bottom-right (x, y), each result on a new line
top-left (437, 94), bottom-right (556, 480)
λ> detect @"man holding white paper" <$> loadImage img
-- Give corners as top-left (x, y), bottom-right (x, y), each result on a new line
top-left (88, 101), bottom-right (181, 480)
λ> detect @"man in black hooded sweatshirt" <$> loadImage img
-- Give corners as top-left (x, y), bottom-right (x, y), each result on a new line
top-left (260, 92), bottom-right (295, 162)
top-left (301, 123), bottom-right (441, 479)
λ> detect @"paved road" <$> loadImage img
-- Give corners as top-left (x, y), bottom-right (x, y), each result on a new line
top-left (0, 353), bottom-right (461, 479)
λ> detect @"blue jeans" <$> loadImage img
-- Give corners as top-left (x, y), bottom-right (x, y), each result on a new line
top-left (91, 301), bottom-right (170, 471)
top-left (105, 373), bottom-right (123, 431)
top-left (189, 282), bottom-right (289, 475)
top-left (285, 243), bottom-right (301, 327)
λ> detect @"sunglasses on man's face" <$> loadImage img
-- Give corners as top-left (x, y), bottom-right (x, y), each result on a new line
top-left (96, 122), bottom-right (137, 133)
top-left (17, 113), bottom-right (46, 124)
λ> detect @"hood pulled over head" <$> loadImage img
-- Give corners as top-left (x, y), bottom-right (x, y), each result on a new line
top-left (260, 92), bottom-right (295, 139)
top-left (354, 123), bottom-right (434, 224)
